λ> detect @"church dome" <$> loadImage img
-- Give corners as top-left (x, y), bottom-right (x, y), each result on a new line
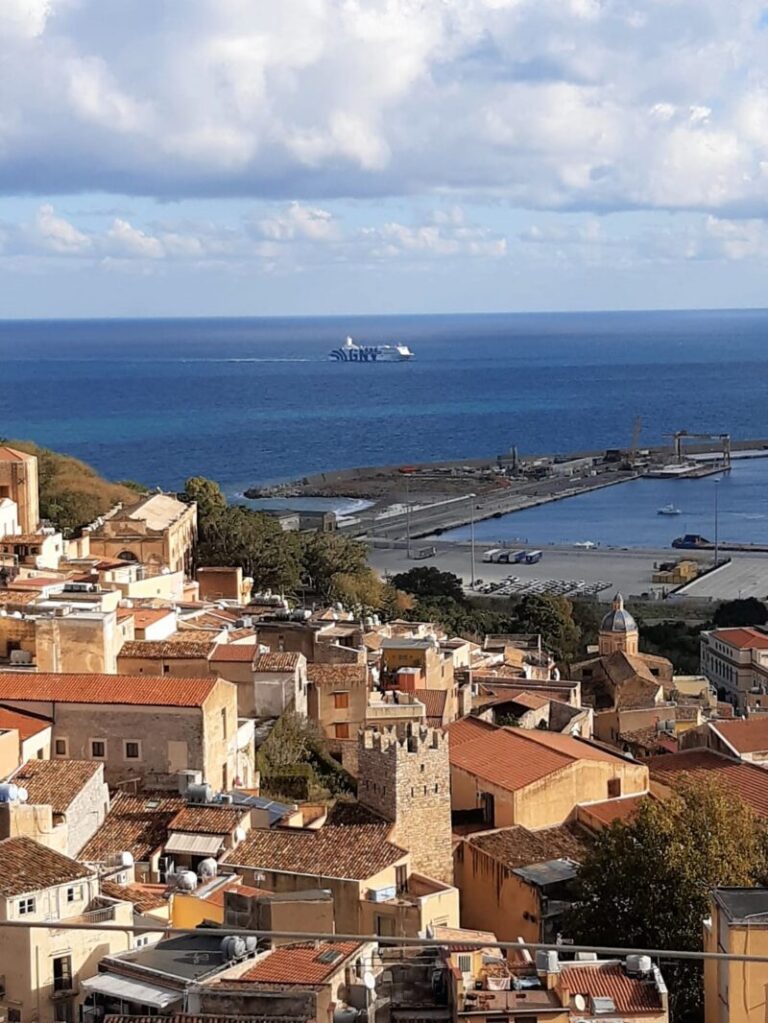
top-left (600, 593), bottom-right (637, 634)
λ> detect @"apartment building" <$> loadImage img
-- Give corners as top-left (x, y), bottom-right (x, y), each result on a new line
top-left (700, 628), bottom-right (768, 709)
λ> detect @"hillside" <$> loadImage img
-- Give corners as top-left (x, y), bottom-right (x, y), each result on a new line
top-left (6, 441), bottom-right (145, 534)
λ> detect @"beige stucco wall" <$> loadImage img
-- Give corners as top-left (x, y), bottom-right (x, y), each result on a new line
top-left (454, 839), bottom-right (540, 943)
top-left (116, 653), bottom-right (212, 677)
top-left (36, 611), bottom-right (120, 674)
top-left (0, 452), bottom-right (39, 534)
top-left (201, 680), bottom-right (243, 791)
top-left (0, 727), bottom-right (20, 777)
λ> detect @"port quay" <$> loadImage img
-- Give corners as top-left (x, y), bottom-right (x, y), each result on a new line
top-left (256, 433), bottom-right (768, 605)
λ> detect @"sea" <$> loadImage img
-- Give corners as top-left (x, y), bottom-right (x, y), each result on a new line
top-left (2, 308), bottom-right (768, 548)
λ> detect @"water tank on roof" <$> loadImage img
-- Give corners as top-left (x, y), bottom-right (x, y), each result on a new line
top-left (198, 858), bottom-right (217, 880)
top-left (219, 793), bottom-right (234, 805)
top-left (625, 954), bottom-right (652, 976)
top-left (115, 851), bottom-right (134, 868)
top-left (16, 788), bottom-right (28, 804)
top-left (245, 936), bottom-right (258, 954)
top-left (535, 950), bottom-right (559, 974)
top-left (174, 870), bottom-right (198, 892)
top-left (220, 935), bottom-right (247, 960)
top-left (334, 1007), bottom-right (359, 1023)
top-left (0, 784), bottom-right (19, 803)
top-left (234, 826), bottom-right (247, 844)
top-left (187, 782), bottom-right (214, 804)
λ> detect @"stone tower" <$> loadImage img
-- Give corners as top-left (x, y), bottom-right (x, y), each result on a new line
top-left (358, 724), bottom-right (453, 886)
top-left (0, 446), bottom-right (39, 535)
top-left (598, 593), bottom-right (639, 656)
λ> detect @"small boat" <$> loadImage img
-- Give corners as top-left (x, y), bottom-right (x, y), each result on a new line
top-left (657, 503), bottom-right (682, 516)
top-left (573, 541), bottom-right (596, 548)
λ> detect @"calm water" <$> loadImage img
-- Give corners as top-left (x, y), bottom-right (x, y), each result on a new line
top-left (442, 459), bottom-right (768, 549)
top-left (2, 311), bottom-right (768, 511)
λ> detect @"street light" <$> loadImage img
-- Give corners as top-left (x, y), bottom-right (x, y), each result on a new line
top-left (714, 477), bottom-right (720, 569)
top-left (468, 493), bottom-right (477, 589)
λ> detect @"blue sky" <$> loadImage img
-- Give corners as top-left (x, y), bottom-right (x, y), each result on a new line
top-left (2, 0), bottom-right (768, 317)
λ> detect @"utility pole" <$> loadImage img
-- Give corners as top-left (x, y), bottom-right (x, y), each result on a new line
top-left (468, 493), bottom-right (477, 589)
top-left (405, 474), bottom-right (411, 560)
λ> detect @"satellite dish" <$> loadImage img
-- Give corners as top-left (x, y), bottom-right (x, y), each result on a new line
top-left (363, 971), bottom-right (377, 991)
top-left (574, 995), bottom-right (587, 1012)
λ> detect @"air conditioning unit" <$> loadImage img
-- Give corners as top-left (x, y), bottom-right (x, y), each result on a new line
top-left (177, 770), bottom-right (203, 795)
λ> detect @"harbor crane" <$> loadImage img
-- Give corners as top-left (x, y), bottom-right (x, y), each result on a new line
top-left (664, 430), bottom-right (732, 469)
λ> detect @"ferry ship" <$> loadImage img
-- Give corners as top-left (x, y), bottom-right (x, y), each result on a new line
top-left (329, 336), bottom-right (414, 362)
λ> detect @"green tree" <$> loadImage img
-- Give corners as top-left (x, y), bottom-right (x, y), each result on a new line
top-left (391, 566), bottom-right (466, 603)
top-left (299, 532), bottom-right (368, 598)
top-left (512, 593), bottom-right (581, 663)
top-left (568, 776), bottom-right (768, 1023)
top-left (196, 505), bottom-right (301, 593)
top-left (182, 476), bottom-right (228, 529)
top-left (713, 597), bottom-right (768, 629)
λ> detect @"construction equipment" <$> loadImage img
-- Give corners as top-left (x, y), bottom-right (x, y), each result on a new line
top-left (664, 431), bottom-right (732, 469)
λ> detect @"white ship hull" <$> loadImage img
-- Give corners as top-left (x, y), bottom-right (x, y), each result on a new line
top-left (329, 336), bottom-right (414, 362)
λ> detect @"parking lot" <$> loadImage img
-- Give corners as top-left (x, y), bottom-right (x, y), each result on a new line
top-left (475, 574), bottom-right (613, 598)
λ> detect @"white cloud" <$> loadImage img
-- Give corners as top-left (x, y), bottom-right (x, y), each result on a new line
top-left (0, 0), bottom-right (765, 215)
top-left (34, 203), bottom-right (91, 254)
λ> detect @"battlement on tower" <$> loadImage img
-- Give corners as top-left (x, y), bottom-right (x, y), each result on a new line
top-left (359, 722), bottom-right (447, 756)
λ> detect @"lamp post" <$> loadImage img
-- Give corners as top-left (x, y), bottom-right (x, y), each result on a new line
top-left (714, 477), bottom-right (720, 569)
top-left (405, 474), bottom-right (411, 560)
top-left (468, 493), bottom-right (477, 590)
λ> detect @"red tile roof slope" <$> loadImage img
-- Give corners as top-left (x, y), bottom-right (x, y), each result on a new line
top-left (100, 880), bottom-right (168, 913)
top-left (209, 643), bottom-right (257, 663)
top-left (168, 805), bottom-right (248, 835)
top-left (448, 718), bottom-right (627, 794)
top-left (307, 664), bottom-right (368, 687)
top-left (711, 628), bottom-right (768, 650)
top-left (580, 795), bottom-right (649, 827)
top-left (119, 640), bottom-right (213, 659)
top-left (13, 759), bottom-right (102, 814)
top-left (413, 688), bottom-right (448, 725)
top-left (648, 749), bottom-right (768, 817)
top-left (712, 717), bottom-right (768, 754)
top-left (253, 652), bottom-right (301, 672)
top-left (80, 792), bottom-right (185, 862)
top-left (232, 941), bottom-right (362, 985)
top-left (0, 706), bottom-right (51, 740)
top-left (224, 802), bottom-right (405, 880)
top-left (0, 672), bottom-right (218, 707)
top-left (561, 961), bottom-right (663, 1012)
top-left (0, 836), bottom-right (92, 896)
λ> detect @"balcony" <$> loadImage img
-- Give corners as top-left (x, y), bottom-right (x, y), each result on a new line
top-left (366, 692), bottom-right (426, 723)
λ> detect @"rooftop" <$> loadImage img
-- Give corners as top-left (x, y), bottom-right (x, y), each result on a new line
top-left (123, 493), bottom-right (191, 532)
top-left (119, 639), bottom-right (213, 660)
top-left (124, 608), bottom-right (177, 629)
top-left (230, 941), bottom-right (362, 986)
top-left (224, 802), bottom-right (405, 880)
top-left (412, 688), bottom-right (447, 727)
top-left (560, 960), bottom-right (664, 1014)
top-left (110, 931), bottom-right (241, 982)
top-left (710, 627), bottom-right (768, 650)
top-left (100, 880), bottom-right (168, 914)
top-left (0, 445), bottom-right (33, 462)
top-left (209, 643), bottom-right (257, 663)
top-left (0, 672), bottom-right (218, 707)
top-left (168, 804), bottom-right (249, 835)
top-left (0, 706), bottom-right (51, 740)
top-left (11, 759), bottom-right (102, 814)
top-left (579, 794), bottom-right (649, 827)
top-left (253, 651), bottom-right (301, 673)
top-left (711, 717), bottom-right (768, 754)
top-left (306, 664), bottom-right (368, 687)
top-left (80, 792), bottom-right (185, 862)
top-left (648, 749), bottom-right (768, 818)
top-left (467, 821), bottom-right (590, 870)
top-left (714, 887), bottom-right (768, 922)
top-left (448, 718), bottom-right (628, 793)
top-left (0, 836), bottom-right (92, 896)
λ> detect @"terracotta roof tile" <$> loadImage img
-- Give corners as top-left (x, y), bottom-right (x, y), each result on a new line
top-left (468, 822), bottom-right (590, 868)
top-left (80, 792), bottom-right (185, 862)
top-left (560, 961), bottom-right (663, 1013)
top-left (508, 691), bottom-right (551, 711)
top-left (101, 880), bottom-right (168, 913)
top-left (0, 672), bottom-right (218, 707)
top-left (12, 759), bottom-right (102, 814)
top-left (649, 749), bottom-right (768, 817)
top-left (448, 718), bottom-right (628, 794)
top-left (711, 628), bottom-right (768, 650)
top-left (124, 608), bottom-right (176, 629)
top-left (253, 652), bottom-right (300, 673)
top-left (168, 804), bottom-right (248, 835)
top-left (413, 689), bottom-right (447, 725)
top-left (712, 718), bottom-right (768, 754)
top-left (203, 879), bottom-right (268, 908)
top-left (119, 639), bottom-right (212, 659)
top-left (224, 802), bottom-right (405, 880)
top-left (307, 664), bottom-right (368, 687)
top-left (579, 795), bottom-right (649, 827)
top-left (209, 643), bottom-right (257, 663)
top-left (0, 836), bottom-right (92, 896)
top-left (232, 941), bottom-right (362, 986)
top-left (0, 706), bottom-right (51, 740)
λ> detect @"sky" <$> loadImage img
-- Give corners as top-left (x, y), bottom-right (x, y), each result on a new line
top-left (3, 0), bottom-right (768, 317)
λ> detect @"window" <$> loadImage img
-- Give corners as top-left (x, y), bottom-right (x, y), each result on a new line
top-left (8, 1010), bottom-right (21, 1023)
top-left (54, 738), bottom-right (68, 757)
top-left (90, 739), bottom-right (106, 759)
top-left (335, 723), bottom-right (350, 739)
top-left (53, 955), bottom-right (73, 993)
top-left (333, 691), bottom-right (349, 709)
top-left (607, 778), bottom-right (622, 798)
top-left (396, 864), bottom-right (408, 893)
top-left (18, 897), bottom-right (35, 915)
top-left (221, 707), bottom-right (228, 738)
top-left (54, 1001), bottom-right (73, 1023)
top-left (65, 886), bottom-right (81, 904)
top-left (124, 740), bottom-right (141, 760)
top-left (457, 954), bottom-right (472, 974)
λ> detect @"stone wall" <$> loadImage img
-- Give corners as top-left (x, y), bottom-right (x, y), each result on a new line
top-left (358, 724), bottom-right (454, 885)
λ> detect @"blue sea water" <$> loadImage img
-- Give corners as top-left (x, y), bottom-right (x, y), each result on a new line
top-left (1, 310), bottom-right (768, 530)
